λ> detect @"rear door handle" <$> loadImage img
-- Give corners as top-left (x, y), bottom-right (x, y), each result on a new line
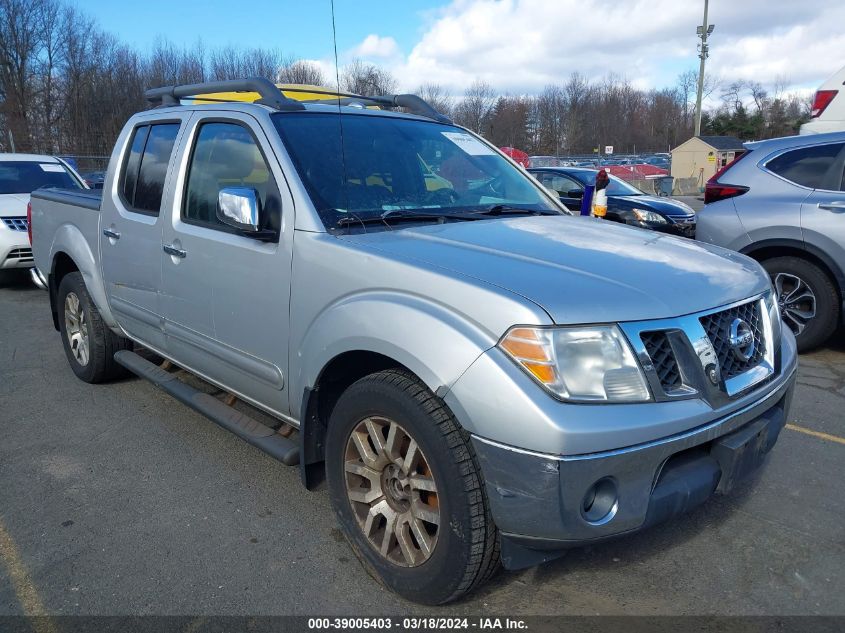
top-left (102, 228), bottom-right (120, 239)
top-left (162, 244), bottom-right (187, 258)
top-left (818, 201), bottom-right (845, 212)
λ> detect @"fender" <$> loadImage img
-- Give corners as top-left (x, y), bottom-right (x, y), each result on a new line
top-left (294, 290), bottom-right (510, 406)
top-left (50, 223), bottom-right (119, 329)
top-left (740, 237), bottom-right (845, 292)
top-left (293, 289), bottom-right (546, 490)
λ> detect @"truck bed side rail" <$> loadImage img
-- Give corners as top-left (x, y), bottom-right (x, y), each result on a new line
top-left (31, 187), bottom-right (102, 211)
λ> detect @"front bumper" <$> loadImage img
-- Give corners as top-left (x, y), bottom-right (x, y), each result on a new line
top-left (471, 370), bottom-right (794, 569)
top-left (445, 314), bottom-right (798, 568)
top-left (0, 222), bottom-right (33, 269)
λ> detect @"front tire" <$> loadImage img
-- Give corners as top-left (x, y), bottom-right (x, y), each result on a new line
top-left (326, 369), bottom-right (499, 605)
top-left (762, 256), bottom-right (839, 353)
top-left (57, 272), bottom-right (130, 383)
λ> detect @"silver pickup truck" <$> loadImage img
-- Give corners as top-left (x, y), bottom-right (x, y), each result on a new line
top-left (31, 78), bottom-right (797, 605)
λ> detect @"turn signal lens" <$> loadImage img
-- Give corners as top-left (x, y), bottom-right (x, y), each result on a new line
top-left (499, 325), bottom-right (651, 402)
top-left (499, 328), bottom-right (551, 362)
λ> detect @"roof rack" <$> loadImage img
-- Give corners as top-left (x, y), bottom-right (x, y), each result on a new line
top-left (144, 78), bottom-right (452, 123)
top-left (277, 86), bottom-right (453, 123)
top-left (144, 77), bottom-right (305, 111)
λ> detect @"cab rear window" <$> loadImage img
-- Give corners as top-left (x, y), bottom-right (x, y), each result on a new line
top-left (119, 123), bottom-right (180, 214)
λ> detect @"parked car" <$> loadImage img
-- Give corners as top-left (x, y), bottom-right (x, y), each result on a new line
top-left (31, 78), bottom-right (796, 605)
top-left (0, 153), bottom-right (84, 286)
top-left (529, 166), bottom-right (696, 237)
top-left (800, 64), bottom-right (845, 135)
top-left (696, 131), bottom-right (845, 351)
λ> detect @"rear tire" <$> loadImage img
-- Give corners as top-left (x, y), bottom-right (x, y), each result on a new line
top-left (57, 272), bottom-right (131, 383)
top-left (325, 369), bottom-right (499, 605)
top-left (761, 256), bottom-right (839, 352)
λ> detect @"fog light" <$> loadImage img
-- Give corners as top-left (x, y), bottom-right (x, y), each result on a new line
top-left (581, 478), bottom-right (619, 525)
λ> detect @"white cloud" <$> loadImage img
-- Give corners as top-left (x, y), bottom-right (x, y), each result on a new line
top-left (378, 0), bottom-right (845, 96)
top-left (349, 34), bottom-right (401, 60)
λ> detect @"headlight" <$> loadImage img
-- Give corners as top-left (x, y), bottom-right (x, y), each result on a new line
top-left (499, 325), bottom-right (652, 402)
top-left (631, 208), bottom-right (667, 224)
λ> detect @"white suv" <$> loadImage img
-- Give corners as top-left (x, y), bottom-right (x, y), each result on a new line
top-left (801, 64), bottom-right (845, 135)
top-left (0, 154), bottom-right (85, 279)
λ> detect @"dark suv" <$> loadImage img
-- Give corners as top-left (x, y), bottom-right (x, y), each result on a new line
top-left (696, 131), bottom-right (845, 351)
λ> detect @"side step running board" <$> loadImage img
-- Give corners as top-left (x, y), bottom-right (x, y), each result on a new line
top-left (114, 350), bottom-right (299, 466)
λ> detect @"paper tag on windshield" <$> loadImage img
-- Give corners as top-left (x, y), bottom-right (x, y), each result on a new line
top-left (39, 163), bottom-right (65, 173)
top-left (441, 132), bottom-right (496, 156)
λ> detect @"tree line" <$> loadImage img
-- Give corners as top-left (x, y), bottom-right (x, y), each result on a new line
top-left (0, 0), bottom-right (812, 160)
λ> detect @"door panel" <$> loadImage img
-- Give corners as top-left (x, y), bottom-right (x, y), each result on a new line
top-left (101, 119), bottom-right (185, 351)
top-left (160, 112), bottom-right (294, 416)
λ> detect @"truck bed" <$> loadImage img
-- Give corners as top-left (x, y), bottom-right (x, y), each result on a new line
top-left (30, 187), bottom-right (104, 298)
top-left (32, 187), bottom-right (102, 211)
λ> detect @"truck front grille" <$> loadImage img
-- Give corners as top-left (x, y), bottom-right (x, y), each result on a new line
top-left (640, 331), bottom-right (682, 392)
top-left (1, 217), bottom-right (28, 231)
top-left (699, 300), bottom-right (765, 380)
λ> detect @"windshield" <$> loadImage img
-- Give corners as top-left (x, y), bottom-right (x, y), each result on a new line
top-left (0, 161), bottom-right (80, 194)
top-left (272, 112), bottom-right (561, 227)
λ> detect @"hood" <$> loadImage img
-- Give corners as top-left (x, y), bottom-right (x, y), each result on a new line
top-left (612, 194), bottom-right (695, 218)
top-left (341, 216), bottom-right (769, 325)
top-left (0, 193), bottom-right (31, 217)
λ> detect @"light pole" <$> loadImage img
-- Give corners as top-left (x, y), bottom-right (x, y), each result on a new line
top-left (693, 0), bottom-right (714, 137)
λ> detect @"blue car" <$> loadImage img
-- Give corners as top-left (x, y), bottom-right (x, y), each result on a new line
top-left (529, 167), bottom-right (696, 238)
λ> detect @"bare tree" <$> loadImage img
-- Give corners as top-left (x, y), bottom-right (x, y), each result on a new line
top-left (341, 59), bottom-right (396, 96)
top-left (417, 83), bottom-right (453, 118)
top-left (278, 58), bottom-right (325, 86)
top-left (453, 79), bottom-right (495, 134)
top-left (0, 0), bottom-right (808, 158)
top-left (0, 0), bottom-right (43, 150)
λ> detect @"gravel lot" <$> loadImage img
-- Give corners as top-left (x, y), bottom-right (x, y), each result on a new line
top-left (1, 271), bottom-right (843, 616)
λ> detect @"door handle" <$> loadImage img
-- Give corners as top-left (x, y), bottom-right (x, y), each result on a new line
top-left (102, 228), bottom-right (120, 239)
top-left (818, 202), bottom-right (845, 212)
top-left (162, 243), bottom-right (187, 258)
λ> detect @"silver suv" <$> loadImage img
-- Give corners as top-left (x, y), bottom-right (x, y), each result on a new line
top-left (697, 131), bottom-right (845, 351)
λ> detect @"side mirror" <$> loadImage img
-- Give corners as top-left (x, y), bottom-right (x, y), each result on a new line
top-left (567, 188), bottom-right (584, 199)
top-left (217, 186), bottom-right (261, 233)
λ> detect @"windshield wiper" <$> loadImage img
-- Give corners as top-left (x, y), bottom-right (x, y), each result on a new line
top-left (334, 209), bottom-right (482, 228)
top-left (475, 204), bottom-right (560, 216)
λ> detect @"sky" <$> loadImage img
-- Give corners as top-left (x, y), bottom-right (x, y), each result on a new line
top-left (80, 0), bottom-right (844, 99)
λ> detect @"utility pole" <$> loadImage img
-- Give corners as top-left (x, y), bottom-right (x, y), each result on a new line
top-left (694, 0), bottom-right (714, 137)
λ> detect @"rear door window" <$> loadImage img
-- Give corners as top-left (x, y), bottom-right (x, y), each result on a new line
top-left (119, 123), bottom-right (180, 214)
top-left (766, 143), bottom-right (845, 190)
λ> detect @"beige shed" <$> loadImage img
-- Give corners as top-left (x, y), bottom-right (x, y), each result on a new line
top-left (670, 135), bottom-right (746, 191)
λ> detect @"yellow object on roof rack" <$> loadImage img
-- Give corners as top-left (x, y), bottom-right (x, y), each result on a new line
top-left (188, 83), bottom-right (371, 105)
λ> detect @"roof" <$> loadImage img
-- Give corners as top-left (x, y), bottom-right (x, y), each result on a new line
top-left (744, 130), bottom-right (845, 152)
top-left (694, 135), bottom-right (746, 151)
top-left (146, 100), bottom-right (445, 124)
top-left (0, 153), bottom-right (60, 162)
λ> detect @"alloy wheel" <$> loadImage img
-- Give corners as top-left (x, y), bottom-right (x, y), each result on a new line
top-left (774, 272), bottom-right (817, 336)
top-left (64, 292), bottom-right (90, 366)
top-left (343, 416), bottom-right (440, 567)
